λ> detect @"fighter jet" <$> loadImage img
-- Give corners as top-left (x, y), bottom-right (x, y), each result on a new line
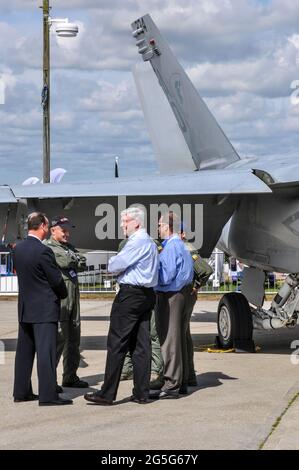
top-left (130, 14), bottom-right (299, 351)
top-left (0, 14), bottom-right (298, 350)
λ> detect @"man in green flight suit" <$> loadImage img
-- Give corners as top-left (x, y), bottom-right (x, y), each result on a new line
top-left (45, 216), bottom-right (89, 389)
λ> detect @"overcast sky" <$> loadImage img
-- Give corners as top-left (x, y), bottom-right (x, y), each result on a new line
top-left (0, 0), bottom-right (299, 185)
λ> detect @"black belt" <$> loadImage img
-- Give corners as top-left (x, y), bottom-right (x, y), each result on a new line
top-left (120, 283), bottom-right (154, 292)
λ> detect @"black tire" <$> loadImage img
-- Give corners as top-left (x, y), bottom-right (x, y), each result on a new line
top-left (217, 293), bottom-right (253, 348)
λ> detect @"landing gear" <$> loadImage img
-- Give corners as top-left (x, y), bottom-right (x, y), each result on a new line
top-left (217, 293), bottom-right (254, 351)
top-left (216, 269), bottom-right (299, 352)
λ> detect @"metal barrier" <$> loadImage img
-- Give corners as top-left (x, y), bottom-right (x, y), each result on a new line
top-left (78, 271), bottom-right (117, 293)
top-left (0, 248), bottom-right (284, 295)
top-left (77, 264), bottom-right (283, 295)
top-left (0, 275), bottom-right (18, 294)
top-left (0, 272), bottom-right (119, 295)
top-left (198, 277), bottom-right (280, 294)
top-left (0, 272), bottom-right (281, 295)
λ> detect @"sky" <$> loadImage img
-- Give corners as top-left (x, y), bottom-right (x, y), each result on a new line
top-left (0, 0), bottom-right (299, 185)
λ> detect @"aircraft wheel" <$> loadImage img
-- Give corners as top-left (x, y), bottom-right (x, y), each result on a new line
top-left (217, 293), bottom-right (253, 348)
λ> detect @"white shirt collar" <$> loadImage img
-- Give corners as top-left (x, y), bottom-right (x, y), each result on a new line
top-left (128, 228), bottom-right (147, 240)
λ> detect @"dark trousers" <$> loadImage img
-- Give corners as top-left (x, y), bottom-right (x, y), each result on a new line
top-left (14, 322), bottom-right (58, 403)
top-left (121, 307), bottom-right (164, 377)
top-left (100, 285), bottom-right (156, 401)
top-left (156, 285), bottom-right (193, 392)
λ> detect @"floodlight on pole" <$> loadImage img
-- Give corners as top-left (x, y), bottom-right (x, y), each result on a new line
top-left (41, 1), bottom-right (79, 184)
top-left (49, 18), bottom-right (79, 37)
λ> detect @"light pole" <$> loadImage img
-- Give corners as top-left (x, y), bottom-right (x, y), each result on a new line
top-left (41, 1), bottom-right (79, 183)
top-left (42, 0), bottom-right (50, 183)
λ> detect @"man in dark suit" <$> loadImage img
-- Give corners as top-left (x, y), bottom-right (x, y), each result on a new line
top-left (13, 212), bottom-right (72, 406)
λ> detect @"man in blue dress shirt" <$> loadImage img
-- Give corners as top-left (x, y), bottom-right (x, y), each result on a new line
top-left (154, 211), bottom-right (194, 399)
top-left (84, 207), bottom-right (158, 405)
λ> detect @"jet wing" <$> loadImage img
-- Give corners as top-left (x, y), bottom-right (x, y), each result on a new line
top-left (11, 169), bottom-right (271, 199)
top-left (0, 187), bottom-right (18, 243)
top-left (253, 162), bottom-right (299, 188)
top-left (6, 170), bottom-right (270, 256)
top-left (0, 186), bottom-right (18, 203)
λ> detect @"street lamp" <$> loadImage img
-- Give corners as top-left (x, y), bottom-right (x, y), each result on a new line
top-left (41, 1), bottom-right (79, 183)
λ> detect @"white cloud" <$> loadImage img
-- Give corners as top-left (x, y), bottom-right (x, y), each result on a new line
top-left (187, 37), bottom-right (298, 99)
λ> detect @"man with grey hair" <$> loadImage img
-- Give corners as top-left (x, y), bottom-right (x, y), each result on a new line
top-left (84, 206), bottom-right (159, 405)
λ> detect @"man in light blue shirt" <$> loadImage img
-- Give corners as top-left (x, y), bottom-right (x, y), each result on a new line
top-left (84, 207), bottom-right (158, 406)
top-left (109, 229), bottom-right (159, 288)
top-left (153, 211), bottom-right (194, 399)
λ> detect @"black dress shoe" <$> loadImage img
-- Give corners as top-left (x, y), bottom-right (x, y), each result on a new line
top-left (56, 385), bottom-right (63, 394)
top-left (39, 398), bottom-right (73, 406)
top-left (84, 392), bottom-right (113, 406)
top-left (62, 379), bottom-right (89, 388)
top-left (14, 394), bottom-right (39, 403)
top-left (129, 395), bottom-right (149, 404)
top-left (179, 386), bottom-right (188, 395)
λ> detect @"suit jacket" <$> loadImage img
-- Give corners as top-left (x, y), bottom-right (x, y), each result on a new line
top-left (13, 236), bottom-right (68, 323)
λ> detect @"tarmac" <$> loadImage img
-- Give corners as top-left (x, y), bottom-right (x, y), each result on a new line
top-left (0, 298), bottom-right (299, 450)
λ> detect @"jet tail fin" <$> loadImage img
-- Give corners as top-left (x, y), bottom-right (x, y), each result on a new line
top-left (131, 14), bottom-right (240, 170)
top-left (132, 63), bottom-right (196, 174)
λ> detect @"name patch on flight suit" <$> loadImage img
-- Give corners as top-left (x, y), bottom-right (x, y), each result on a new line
top-left (69, 269), bottom-right (77, 279)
